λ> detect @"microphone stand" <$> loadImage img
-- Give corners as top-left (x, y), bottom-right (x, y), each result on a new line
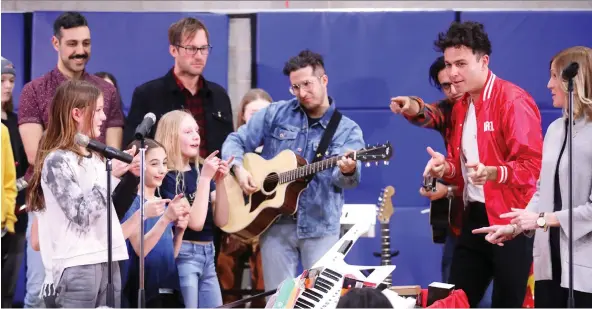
top-left (105, 159), bottom-right (115, 308)
top-left (137, 138), bottom-right (147, 308)
top-left (567, 75), bottom-right (575, 308)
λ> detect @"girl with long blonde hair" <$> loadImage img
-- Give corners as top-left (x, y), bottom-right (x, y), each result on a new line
top-left (474, 46), bottom-right (592, 307)
top-left (26, 80), bottom-right (137, 308)
top-left (155, 110), bottom-right (232, 308)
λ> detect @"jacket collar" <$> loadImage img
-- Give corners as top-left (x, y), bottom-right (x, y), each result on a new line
top-left (165, 68), bottom-right (211, 96)
top-left (462, 70), bottom-right (497, 107)
top-left (291, 96), bottom-right (337, 129)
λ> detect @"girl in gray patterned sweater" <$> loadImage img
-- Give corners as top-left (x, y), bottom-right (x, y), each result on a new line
top-left (26, 80), bottom-right (138, 308)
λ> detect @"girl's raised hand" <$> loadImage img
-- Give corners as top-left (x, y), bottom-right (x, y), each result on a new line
top-left (143, 197), bottom-right (170, 218)
top-left (214, 156), bottom-right (234, 183)
top-left (201, 150), bottom-right (220, 180)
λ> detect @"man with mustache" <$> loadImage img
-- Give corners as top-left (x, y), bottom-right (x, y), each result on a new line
top-left (17, 11), bottom-right (124, 308)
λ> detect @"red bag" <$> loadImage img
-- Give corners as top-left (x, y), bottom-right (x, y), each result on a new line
top-left (427, 289), bottom-right (470, 308)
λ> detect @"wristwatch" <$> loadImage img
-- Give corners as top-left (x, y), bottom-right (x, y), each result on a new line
top-left (536, 212), bottom-right (548, 232)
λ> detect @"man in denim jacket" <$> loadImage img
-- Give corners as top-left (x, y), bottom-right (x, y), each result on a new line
top-left (222, 50), bottom-right (365, 291)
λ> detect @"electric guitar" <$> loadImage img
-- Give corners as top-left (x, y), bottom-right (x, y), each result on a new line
top-left (221, 142), bottom-right (393, 241)
top-left (372, 185), bottom-right (398, 286)
top-left (423, 176), bottom-right (462, 244)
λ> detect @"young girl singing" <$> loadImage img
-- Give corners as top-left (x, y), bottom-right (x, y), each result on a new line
top-left (121, 138), bottom-right (190, 308)
top-left (155, 110), bottom-right (232, 308)
top-left (26, 80), bottom-right (136, 308)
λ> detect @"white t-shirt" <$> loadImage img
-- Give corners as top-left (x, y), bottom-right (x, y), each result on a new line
top-left (39, 149), bottom-right (128, 286)
top-left (461, 102), bottom-right (485, 203)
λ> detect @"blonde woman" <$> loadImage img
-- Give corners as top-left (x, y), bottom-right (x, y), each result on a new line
top-left (474, 46), bottom-right (592, 307)
top-left (218, 88), bottom-right (272, 307)
top-left (155, 110), bottom-right (232, 308)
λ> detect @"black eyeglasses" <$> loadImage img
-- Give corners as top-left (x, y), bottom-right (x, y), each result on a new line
top-left (176, 44), bottom-right (212, 56)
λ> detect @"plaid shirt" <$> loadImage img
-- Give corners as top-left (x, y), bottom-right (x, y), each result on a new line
top-left (404, 97), bottom-right (454, 149)
top-left (172, 72), bottom-right (208, 159)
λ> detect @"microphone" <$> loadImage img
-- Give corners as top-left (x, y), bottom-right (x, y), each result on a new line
top-left (75, 133), bottom-right (133, 164)
top-left (134, 113), bottom-right (156, 140)
top-left (562, 62), bottom-right (580, 80)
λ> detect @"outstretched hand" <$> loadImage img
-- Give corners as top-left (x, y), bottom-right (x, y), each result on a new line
top-left (423, 147), bottom-right (446, 178)
top-left (472, 225), bottom-right (515, 246)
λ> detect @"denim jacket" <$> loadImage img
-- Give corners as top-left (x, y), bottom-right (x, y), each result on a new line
top-left (221, 98), bottom-right (365, 239)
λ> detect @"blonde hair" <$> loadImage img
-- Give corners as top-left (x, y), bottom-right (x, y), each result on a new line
top-left (551, 46), bottom-right (592, 121)
top-left (154, 110), bottom-right (199, 197)
top-left (236, 88), bottom-right (273, 129)
top-left (154, 110), bottom-right (198, 170)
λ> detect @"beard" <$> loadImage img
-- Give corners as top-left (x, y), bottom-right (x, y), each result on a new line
top-left (179, 61), bottom-right (204, 77)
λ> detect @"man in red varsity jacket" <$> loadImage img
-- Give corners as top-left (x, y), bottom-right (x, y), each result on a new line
top-left (423, 21), bottom-right (543, 308)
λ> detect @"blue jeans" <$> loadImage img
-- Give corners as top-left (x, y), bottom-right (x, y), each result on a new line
top-left (260, 218), bottom-right (340, 291)
top-left (176, 241), bottom-right (222, 308)
top-left (25, 212), bottom-right (45, 308)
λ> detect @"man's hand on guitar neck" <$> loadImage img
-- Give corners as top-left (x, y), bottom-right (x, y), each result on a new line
top-left (233, 165), bottom-right (258, 194)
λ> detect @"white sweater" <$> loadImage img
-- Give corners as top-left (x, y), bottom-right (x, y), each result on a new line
top-left (38, 149), bottom-right (128, 292)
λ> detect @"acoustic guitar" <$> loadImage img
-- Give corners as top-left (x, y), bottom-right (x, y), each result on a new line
top-left (221, 142), bottom-right (393, 241)
top-left (423, 176), bottom-right (462, 244)
top-left (372, 185), bottom-right (398, 286)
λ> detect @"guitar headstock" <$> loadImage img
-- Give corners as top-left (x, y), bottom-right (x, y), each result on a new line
top-left (377, 185), bottom-right (395, 224)
top-left (354, 141), bottom-right (393, 167)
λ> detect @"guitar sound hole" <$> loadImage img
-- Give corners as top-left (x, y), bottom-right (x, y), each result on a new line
top-left (262, 172), bottom-right (279, 193)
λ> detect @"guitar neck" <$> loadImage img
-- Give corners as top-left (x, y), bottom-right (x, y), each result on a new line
top-left (380, 222), bottom-right (391, 266)
top-left (380, 222), bottom-right (392, 284)
top-left (278, 155), bottom-right (344, 184)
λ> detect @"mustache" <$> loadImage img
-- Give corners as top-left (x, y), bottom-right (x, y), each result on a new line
top-left (69, 54), bottom-right (88, 60)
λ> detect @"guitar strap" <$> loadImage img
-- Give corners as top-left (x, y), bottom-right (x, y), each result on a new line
top-left (312, 109), bottom-right (342, 164)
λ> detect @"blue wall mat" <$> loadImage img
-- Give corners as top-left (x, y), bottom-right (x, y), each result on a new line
top-left (541, 109), bottom-right (563, 135)
top-left (256, 12), bottom-right (456, 109)
top-left (460, 11), bottom-right (592, 114)
top-left (341, 109), bottom-right (445, 207)
top-left (1, 13), bottom-right (26, 112)
top-left (31, 11), bottom-right (229, 115)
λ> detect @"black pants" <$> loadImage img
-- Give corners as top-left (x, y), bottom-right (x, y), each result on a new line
top-left (146, 293), bottom-right (185, 308)
top-left (535, 280), bottom-right (592, 308)
top-left (1, 231), bottom-right (26, 308)
top-left (448, 202), bottom-right (533, 308)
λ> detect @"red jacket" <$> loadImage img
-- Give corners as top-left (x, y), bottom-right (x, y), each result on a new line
top-left (442, 70), bottom-right (543, 225)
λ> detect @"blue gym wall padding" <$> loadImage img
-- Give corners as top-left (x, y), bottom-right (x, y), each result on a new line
top-left (1, 13), bottom-right (26, 111)
top-left (30, 11), bottom-right (229, 115)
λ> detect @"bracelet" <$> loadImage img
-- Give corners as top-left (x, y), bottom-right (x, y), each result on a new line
top-left (510, 223), bottom-right (521, 237)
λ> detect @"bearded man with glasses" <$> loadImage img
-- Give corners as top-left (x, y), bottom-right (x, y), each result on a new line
top-left (222, 49), bottom-right (365, 292)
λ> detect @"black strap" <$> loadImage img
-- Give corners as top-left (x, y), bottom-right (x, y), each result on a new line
top-left (312, 109), bottom-right (342, 163)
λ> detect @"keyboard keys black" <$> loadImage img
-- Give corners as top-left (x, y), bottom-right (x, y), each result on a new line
top-left (304, 288), bottom-right (323, 299)
top-left (302, 289), bottom-right (321, 302)
top-left (324, 268), bottom-right (342, 279)
top-left (297, 297), bottom-right (315, 307)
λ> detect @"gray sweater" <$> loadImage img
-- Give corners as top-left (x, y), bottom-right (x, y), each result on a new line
top-left (526, 116), bottom-right (592, 293)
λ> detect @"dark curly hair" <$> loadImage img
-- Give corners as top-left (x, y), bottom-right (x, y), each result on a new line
top-left (429, 56), bottom-right (447, 91)
top-left (434, 21), bottom-right (492, 57)
top-left (282, 49), bottom-right (326, 76)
